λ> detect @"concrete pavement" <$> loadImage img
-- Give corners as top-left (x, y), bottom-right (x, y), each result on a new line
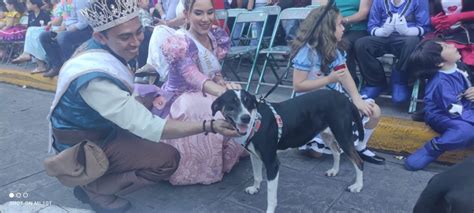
top-left (0, 83), bottom-right (446, 212)
top-left (1, 65), bottom-right (473, 163)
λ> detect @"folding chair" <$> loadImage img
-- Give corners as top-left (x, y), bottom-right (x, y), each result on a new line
top-left (254, 6), bottom-right (281, 47)
top-left (221, 11), bottom-right (269, 91)
top-left (254, 7), bottom-right (313, 94)
top-left (214, 9), bottom-right (228, 29)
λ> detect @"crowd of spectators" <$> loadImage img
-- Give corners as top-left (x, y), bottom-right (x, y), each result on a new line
top-left (0, 0), bottom-right (472, 100)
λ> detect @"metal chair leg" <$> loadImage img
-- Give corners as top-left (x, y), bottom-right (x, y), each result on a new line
top-left (408, 79), bottom-right (420, 113)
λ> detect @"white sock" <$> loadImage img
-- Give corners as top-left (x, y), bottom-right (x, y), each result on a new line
top-left (356, 128), bottom-right (375, 157)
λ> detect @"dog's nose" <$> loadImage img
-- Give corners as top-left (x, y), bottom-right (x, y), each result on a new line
top-left (241, 114), bottom-right (251, 124)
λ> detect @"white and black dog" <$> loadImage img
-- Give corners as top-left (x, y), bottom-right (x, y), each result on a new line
top-left (211, 89), bottom-right (365, 213)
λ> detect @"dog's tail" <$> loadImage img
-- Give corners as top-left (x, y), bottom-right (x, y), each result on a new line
top-left (351, 103), bottom-right (364, 142)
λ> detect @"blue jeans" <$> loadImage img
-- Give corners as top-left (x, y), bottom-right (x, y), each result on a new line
top-left (39, 27), bottom-right (92, 68)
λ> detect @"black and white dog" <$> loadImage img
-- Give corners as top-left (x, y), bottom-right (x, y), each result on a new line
top-left (211, 89), bottom-right (365, 213)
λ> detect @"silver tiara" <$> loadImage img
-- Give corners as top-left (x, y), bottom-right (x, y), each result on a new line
top-left (81, 0), bottom-right (140, 32)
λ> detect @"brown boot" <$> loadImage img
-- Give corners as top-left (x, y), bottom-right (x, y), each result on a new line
top-left (43, 67), bottom-right (60, 78)
top-left (74, 186), bottom-right (131, 213)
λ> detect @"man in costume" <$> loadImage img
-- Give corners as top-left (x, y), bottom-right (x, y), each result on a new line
top-left (47, 0), bottom-right (239, 212)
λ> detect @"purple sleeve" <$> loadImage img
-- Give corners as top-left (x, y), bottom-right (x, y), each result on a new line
top-left (210, 25), bottom-right (230, 60)
top-left (367, 0), bottom-right (385, 34)
top-left (414, 0), bottom-right (431, 34)
top-left (433, 81), bottom-right (459, 114)
top-left (161, 35), bottom-right (209, 91)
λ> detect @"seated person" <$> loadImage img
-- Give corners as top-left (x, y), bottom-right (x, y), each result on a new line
top-left (38, 0), bottom-right (92, 77)
top-left (291, 6), bottom-right (385, 164)
top-left (136, 0), bottom-right (246, 185)
top-left (354, 0), bottom-right (430, 103)
top-left (405, 38), bottom-right (474, 171)
top-left (0, 0), bottom-right (25, 40)
top-left (11, 0), bottom-right (51, 74)
top-left (429, 0), bottom-right (474, 71)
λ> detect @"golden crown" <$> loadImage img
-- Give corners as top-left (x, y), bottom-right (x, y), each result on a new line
top-left (81, 0), bottom-right (140, 32)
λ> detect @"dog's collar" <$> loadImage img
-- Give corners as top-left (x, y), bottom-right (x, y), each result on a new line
top-left (264, 102), bottom-right (283, 144)
top-left (233, 110), bottom-right (262, 148)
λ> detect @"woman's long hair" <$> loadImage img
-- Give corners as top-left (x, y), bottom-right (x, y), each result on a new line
top-left (290, 6), bottom-right (342, 74)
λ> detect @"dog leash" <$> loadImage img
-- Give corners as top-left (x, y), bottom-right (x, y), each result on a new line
top-left (265, 102), bottom-right (283, 144)
top-left (262, 0), bottom-right (336, 100)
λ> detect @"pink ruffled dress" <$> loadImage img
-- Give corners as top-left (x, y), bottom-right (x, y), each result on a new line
top-left (141, 25), bottom-right (245, 185)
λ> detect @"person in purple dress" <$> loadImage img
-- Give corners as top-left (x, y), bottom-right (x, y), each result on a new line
top-left (405, 38), bottom-right (474, 171)
top-left (138, 0), bottom-right (246, 185)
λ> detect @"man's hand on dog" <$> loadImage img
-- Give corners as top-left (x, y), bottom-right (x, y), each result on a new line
top-left (214, 120), bottom-right (241, 137)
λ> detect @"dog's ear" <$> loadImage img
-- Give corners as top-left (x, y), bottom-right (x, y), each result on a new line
top-left (211, 95), bottom-right (224, 116)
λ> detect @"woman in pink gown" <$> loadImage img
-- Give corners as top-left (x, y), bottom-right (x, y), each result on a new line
top-left (139, 0), bottom-right (245, 185)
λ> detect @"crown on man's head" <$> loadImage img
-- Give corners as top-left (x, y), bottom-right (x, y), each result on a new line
top-left (81, 0), bottom-right (140, 32)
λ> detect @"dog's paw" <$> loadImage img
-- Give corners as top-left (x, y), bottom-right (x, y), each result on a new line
top-left (347, 183), bottom-right (363, 193)
top-left (325, 168), bottom-right (339, 177)
top-left (245, 186), bottom-right (259, 195)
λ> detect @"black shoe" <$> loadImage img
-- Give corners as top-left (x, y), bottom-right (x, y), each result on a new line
top-left (358, 149), bottom-right (386, 165)
top-left (73, 187), bottom-right (131, 213)
top-left (411, 110), bottom-right (425, 122)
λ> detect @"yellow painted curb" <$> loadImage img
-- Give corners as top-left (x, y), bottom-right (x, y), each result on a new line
top-left (1, 68), bottom-right (472, 163)
top-left (372, 117), bottom-right (474, 163)
top-left (0, 68), bottom-right (56, 92)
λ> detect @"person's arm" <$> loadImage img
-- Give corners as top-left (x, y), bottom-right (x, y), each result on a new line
top-left (463, 87), bottom-right (474, 102)
top-left (293, 69), bottom-right (335, 93)
top-left (367, 0), bottom-right (394, 37)
top-left (319, 0), bottom-right (372, 24)
top-left (236, 0), bottom-right (243, 8)
top-left (2, 14), bottom-right (17, 29)
top-left (432, 82), bottom-right (463, 114)
top-left (80, 79), bottom-right (239, 141)
top-left (337, 64), bottom-right (373, 116)
top-left (161, 14), bottom-right (186, 28)
top-left (68, 1), bottom-right (89, 31)
top-left (154, 0), bottom-right (166, 18)
top-left (247, 0), bottom-right (255, 10)
top-left (409, 0), bottom-right (430, 35)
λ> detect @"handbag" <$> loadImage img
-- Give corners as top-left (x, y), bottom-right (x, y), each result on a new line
top-left (43, 140), bottom-right (109, 187)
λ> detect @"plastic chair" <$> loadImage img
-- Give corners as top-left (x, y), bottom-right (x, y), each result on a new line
top-left (254, 7), bottom-right (313, 94)
top-left (222, 11), bottom-right (269, 91)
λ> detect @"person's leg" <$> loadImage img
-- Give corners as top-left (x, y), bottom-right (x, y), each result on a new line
top-left (405, 119), bottom-right (474, 171)
top-left (57, 27), bottom-right (93, 61)
top-left (356, 100), bottom-right (385, 164)
top-left (343, 30), bottom-right (368, 86)
top-left (78, 130), bottom-right (180, 211)
top-left (39, 31), bottom-right (63, 73)
top-left (389, 36), bottom-right (420, 103)
top-left (354, 36), bottom-right (390, 98)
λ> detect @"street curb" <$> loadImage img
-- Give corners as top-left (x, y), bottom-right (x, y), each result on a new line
top-left (1, 68), bottom-right (472, 164)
